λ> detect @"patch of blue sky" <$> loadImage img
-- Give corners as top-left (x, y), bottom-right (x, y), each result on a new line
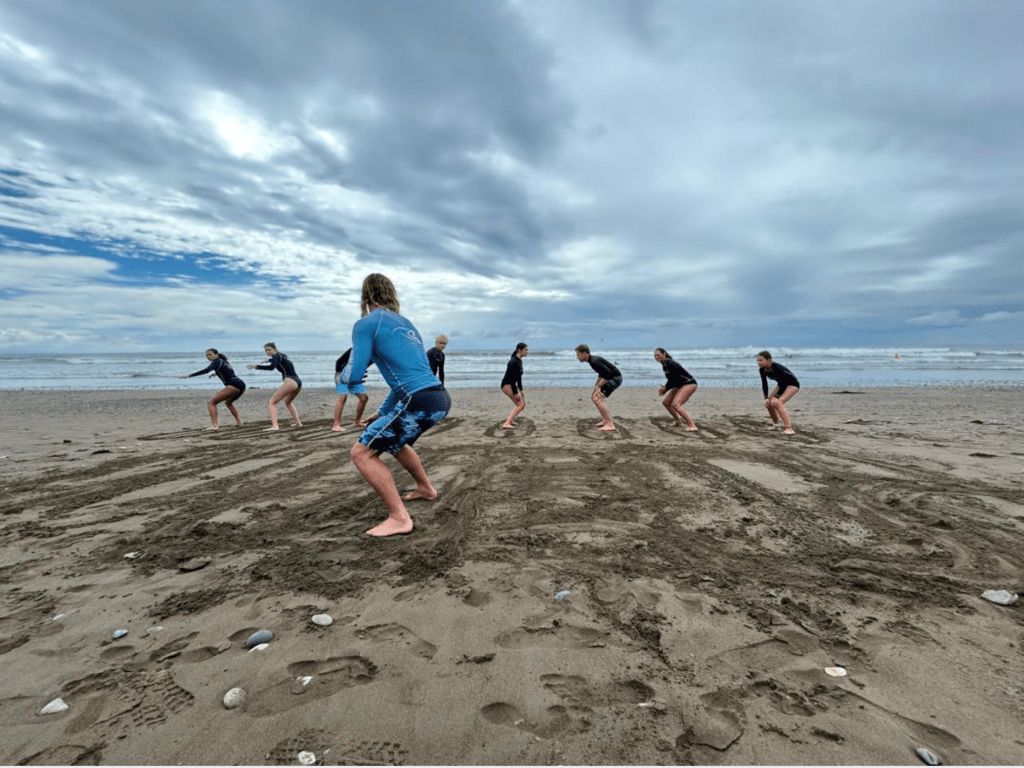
top-left (0, 225), bottom-right (264, 289)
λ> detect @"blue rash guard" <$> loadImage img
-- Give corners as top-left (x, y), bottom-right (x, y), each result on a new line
top-left (662, 358), bottom-right (696, 389)
top-left (189, 358), bottom-right (246, 390)
top-left (760, 362), bottom-right (800, 397)
top-left (256, 353), bottom-right (301, 386)
top-left (342, 308), bottom-right (440, 412)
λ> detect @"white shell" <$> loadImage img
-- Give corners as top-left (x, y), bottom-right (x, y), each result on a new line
top-left (124, 552), bottom-right (140, 558)
top-left (222, 687), bottom-right (247, 709)
top-left (824, 667), bottom-right (847, 677)
top-left (40, 698), bottom-right (69, 715)
top-left (52, 614), bottom-right (65, 622)
top-left (311, 614), bottom-right (333, 626)
top-left (297, 751), bottom-right (317, 765)
top-left (113, 629), bottom-right (128, 639)
top-left (296, 676), bottom-right (313, 687)
top-left (248, 643), bottom-right (269, 652)
top-left (981, 589), bottom-right (1019, 606)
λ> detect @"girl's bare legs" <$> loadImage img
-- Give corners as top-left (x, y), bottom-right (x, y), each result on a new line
top-left (766, 387), bottom-right (799, 434)
top-left (661, 388), bottom-right (682, 426)
top-left (333, 394), bottom-right (348, 432)
top-left (351, 444), bottom-right (413, 536)
top-left (501, 385), bottom-right (525, 428)
top-left (266, 379), bottom-right (300, 430)
top-left (206, 386), bottom-right (242, 430)
top-left (671, 384), bottom-right (698, 430)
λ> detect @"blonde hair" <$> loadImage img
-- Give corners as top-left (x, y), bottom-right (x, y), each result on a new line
top-left (361, 273), bottom-right (401, 316)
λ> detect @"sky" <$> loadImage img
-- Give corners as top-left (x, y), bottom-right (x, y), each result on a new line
top-left (0, 0), bottom-right (1022, 354)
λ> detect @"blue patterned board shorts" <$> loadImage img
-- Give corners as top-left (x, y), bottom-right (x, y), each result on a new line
top-left (336, 380), bottom-right (367, 396)
top-left (360, 385), bottom-right (451, 456)
top-left (600, 375), bottom-right (622, 398)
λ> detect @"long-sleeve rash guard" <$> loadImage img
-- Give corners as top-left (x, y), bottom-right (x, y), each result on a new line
top-left (426, 346), bottom-right (445, 383)
top-left (256, 353), bottom-right (300, 384)
top-left (189, 358), bottom-right (244, 387)
top-left (588, 355), bottom-right (621, 381)
top-left (342, 308), bottom-right (439, 411)
top-left (760, 362), bottom-right (800, 397)
top-left (501, 354), bottom-right (524, 394)
top-left (662, 358), bottom-right (696, 389)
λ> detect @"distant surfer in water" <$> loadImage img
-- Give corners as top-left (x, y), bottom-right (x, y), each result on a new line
top-left (756, 350), bottom-right (800, 435)
top-left (500, 342), bottom-right (528, 429)
top-left (179, 348), bottom-right (246, 430)
top-left (654, 348), bottom-right (698, 430)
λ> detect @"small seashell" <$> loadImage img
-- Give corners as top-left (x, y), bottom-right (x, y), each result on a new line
top-left (113, 629), bottom-right (128, 639)
top-left (291, 676), bottom-right (313, 695)
top-left (124, 552), bottom-right (140, 558)
top-left (311, 614), bottom-right (333, 626)
top-left (52, 614), bottom-right (65, 622)
top-left (222, 687), bottom-right (246, 709)
top-left (824, 667), bottom-right (847, 677)
top-left (248, 643), bottom-right (269, 652)
top-left (553, 590), bottom-right (571, 600)
top-left (146, 626), bottom-right (164, 634)
top-left (297, 751), bottom-right (316, 766)
top-left (40, 698), bottom-right (69, 715)
top-left (245, 629), bottom-right (274, 648)
top-left (916, 746), bottom-right (941, 765)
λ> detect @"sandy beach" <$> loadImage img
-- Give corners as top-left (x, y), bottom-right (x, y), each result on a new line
top-left (1, 384), bottom-right (1022, 766)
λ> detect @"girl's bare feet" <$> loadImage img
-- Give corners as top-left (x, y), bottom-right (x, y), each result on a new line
top-left (205, 425), bottom-right (219, 431)
top-left (501, 423), bottom-right (514, 429)
top-left (367, 515), bottom-right (414, 537)
top-left (332, 425), bottom-right (345, 432)
top-left (402, 488), bottom-right (438, 501)
top-left (599, 423), bottom-right (616, 431)
top-left (263, 426), bottom-right (279, 432)
top-left (783, 428), bottom-right (796, 435)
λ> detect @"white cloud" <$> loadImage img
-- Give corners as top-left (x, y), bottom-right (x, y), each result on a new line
top-left (906, 309), bottom-right (967, 327)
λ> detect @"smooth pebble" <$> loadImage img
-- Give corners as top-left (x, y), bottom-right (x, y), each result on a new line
top-left (554, 590), bottom-right (571, 600)
top-left (113, 629), bottom-right (128, 639)
top-left (297, 751), bottom-right (316, 765)
top-left (40, 698), bottom-right (69, 715)
top-left (311, 614), bottom-right (333, 626)
top-left (222, 687), bottom-right (246, 709)
top-left (916, 747), bottom-right (941, 765)
top-left (980, 589), bottom-right (1019, 606)
top-left (245, 629), bottom-right (274, 647)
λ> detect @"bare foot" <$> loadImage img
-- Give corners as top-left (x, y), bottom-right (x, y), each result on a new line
top-left (292, 423), bottom-right (303, 428)
top-left (402, 488), bottom-right (438, 502)
top-left (263, 426), bottom-right (279, 432)
top-left (687, 426), bottom-right (698, 432)
top-left (599, 423), bottom-right (616, 432)
top-left (783, 428), bottom-right (796, 435)
top-left (672, 421), bottom-right (684, 427)
top-left (768, 424), bottom-right (779, 431)
top-left (353, 421), bottom-right (367, 427)
top-left (331, 425), bottom-right (345, 433)
top-left (501, 423), bottom-right (515, 429)
top-left (366, 516), bottom-right (413, 537)
top-left (234, 422), bottom-right (244, 427)
top-left (205, 425), bottom-right (219, 431)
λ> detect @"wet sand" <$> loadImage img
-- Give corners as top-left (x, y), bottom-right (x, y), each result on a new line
top-left (1, 385), bottom-right (1022, 766)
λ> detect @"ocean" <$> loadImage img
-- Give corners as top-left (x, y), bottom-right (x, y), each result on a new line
top-left (3, 347), bottom-right (1024, 391)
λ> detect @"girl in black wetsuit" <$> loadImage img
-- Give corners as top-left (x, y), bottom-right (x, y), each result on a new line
top-left (756, 350), bottom-right (800, 434)
top-left (500, 342), bottom-right (529, 429)
top-left (654, 348), bottom-right (698, 431)
top-left (179, 348), bottom-right (246, 430)
top-left (247, 342), bottom-right (303, 431)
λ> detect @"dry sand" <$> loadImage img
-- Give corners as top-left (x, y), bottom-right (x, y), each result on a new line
top-left (0, 384), bottom-right (1022, 766)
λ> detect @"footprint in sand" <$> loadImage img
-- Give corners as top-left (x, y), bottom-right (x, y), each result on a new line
top-left (355, 623), bottom-right (437, 659)
top-left (541, 673), bottom-right (654, 707)
top-left (245, 656), bottom-right (379, 717)
top-left (480, 701), bottom-right (589, 738)
top-left (266, 728), bottom-right (407, 766)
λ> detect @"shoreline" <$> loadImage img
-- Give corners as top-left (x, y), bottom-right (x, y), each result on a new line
top-left (1, 385), bottom-right (1022, 764)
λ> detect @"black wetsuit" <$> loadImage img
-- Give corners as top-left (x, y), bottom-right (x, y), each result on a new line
top-left (760, 362), bottom-right (800, 397)
top-left (335, 349), bottom-right (371, 382)
top-left (588, 355), bottom-right (622, 397)
top-left (257, 353), bottom-right (301, 387)
top-left (501, 354), bottom-right (524, 395)
top-left (662, 358), bottom-right (697, 389)
top-left (426, 347), bottom-right (445, 384)
top-left (189, 358), bottom-right (246, 393)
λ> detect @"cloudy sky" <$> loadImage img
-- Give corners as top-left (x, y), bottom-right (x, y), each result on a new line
top-left (1, 0), bottom-right (1021, 353)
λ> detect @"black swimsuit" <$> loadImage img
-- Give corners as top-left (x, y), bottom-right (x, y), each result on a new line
top-left (189, 358), bottom-right (246, 393)
top-left (501, 354), bottom-right (524, 395)
top-left (760, 362), bottom-right (800, 397)
top-left (257, 353), bottom-right (301, 387)
top-left (662, 358), bottom-right (696, 389)
top-left (426, 347), bottom-right (445, 384)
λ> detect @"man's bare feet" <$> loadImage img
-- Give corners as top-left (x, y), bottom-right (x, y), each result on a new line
top-left (402, 488), bottom-right (438, 502)
top-left (205, 425), bottom-right (219, 431)
top-left (599, 423), bottom-right (616, 431)
top-left (331, 425), bottom-right (345, 432)
top-left (782, 428), bottom-right (796, 435)
top-left (367, 515), bottom-right (413, 537)
top-left (263, 426), bottom-right (279, 432)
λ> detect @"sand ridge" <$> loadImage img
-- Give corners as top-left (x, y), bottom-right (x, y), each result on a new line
top-left (0, 386), bottom-right (1022, 765)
